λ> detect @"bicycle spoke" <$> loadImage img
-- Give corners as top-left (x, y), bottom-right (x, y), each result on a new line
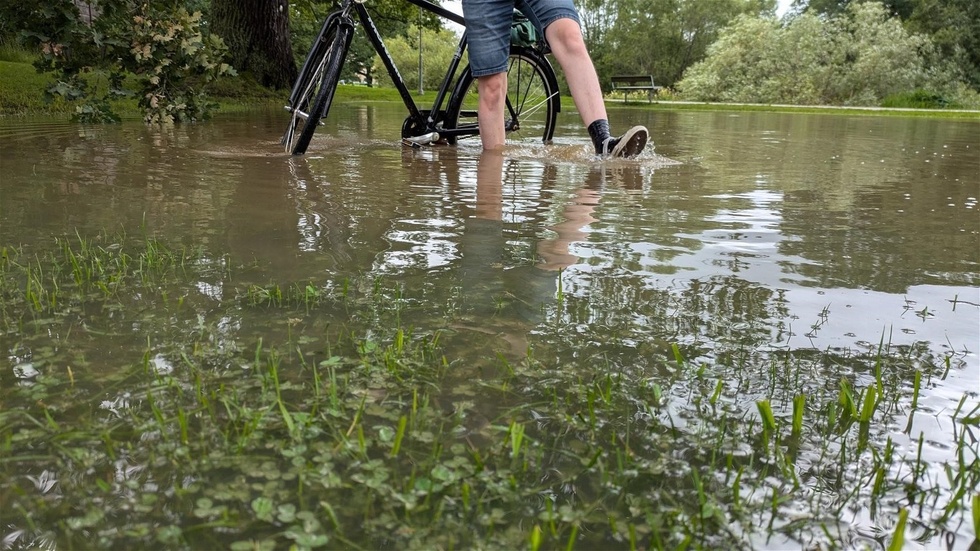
top-left (512, 57), bottom-right (536, 116)
top-left (502, 55), bottom-right (553, 138)
top-left (515, 90), bottom-right (558, 119)
top-left (282, 20), bottom-right (348, 155)
top-left (508, 59), bottom-right (558, 119)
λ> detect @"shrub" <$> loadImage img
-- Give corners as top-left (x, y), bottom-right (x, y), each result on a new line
top-left (880, 90), bottom-right (950, 109)
top-left (677, 2), bottom-right (969, 107)
top-left (30, 1), bottom-right (234, 123)
top-left (127, 6), bottom-right (235, 123)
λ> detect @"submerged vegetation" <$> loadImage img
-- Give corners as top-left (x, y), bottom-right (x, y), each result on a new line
top-left (1, 233), bottom-right (977, 549)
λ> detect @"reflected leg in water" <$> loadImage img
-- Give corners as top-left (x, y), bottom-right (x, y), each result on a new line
top-left (457, 156), bottom-right (641, 356)
top-left (454, 151), bottom-right (531, 358)
top-left (459, 151), bottom-right (507, 317)
top-left (535, 167), bottom-right (602, 271)
top-left (475, 150), bottom-right (504, 221)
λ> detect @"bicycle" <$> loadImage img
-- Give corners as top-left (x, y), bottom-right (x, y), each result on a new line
top-left (282, 0), bottom-right (562, 155)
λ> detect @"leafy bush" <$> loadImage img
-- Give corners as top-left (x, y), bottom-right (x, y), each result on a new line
top-left (128, 6), bottom-right (235, 123)
top-left (881, 90), bottom-right (950, 109)
top-left (28, 1), bottom-right (234, 123)
top-left (677, 2), bottom-right (970, 107)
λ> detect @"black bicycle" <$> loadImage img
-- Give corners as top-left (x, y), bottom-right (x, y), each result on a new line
top-left (282, 0), bottom-right (561, 155)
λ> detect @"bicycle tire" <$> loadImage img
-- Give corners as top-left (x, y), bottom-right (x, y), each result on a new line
top-left (283, 20), bottom-right (352, 155)
top-left (443, 45), bottom-right (560, 145)
top-left (282, 17), bottom-right (337, 153)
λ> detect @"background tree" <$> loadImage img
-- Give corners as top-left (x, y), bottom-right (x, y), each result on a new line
top-left (288, 0), bottom-right (442, 86)
top-left (829, 2), bottom-right (931, 104)
top-left (210, 0), bottom-right (297, 89)
top-left (577, 0), bottom-right (775, 90)
top-left (0, 3), bottom-right (80, 48)
top-left (677, 2), bottom-right (978, 107)
top-left (790, 0), bottom-right (980, 89)
top-left (6, 0), bottom-right (234, 122)
top-left (371, 24), bottom-right (463, 90)
top-left (904, 0), bottom-right (980, 89)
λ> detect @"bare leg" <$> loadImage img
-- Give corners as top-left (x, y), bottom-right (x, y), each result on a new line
top-left (544, 18), bottom-right (606, 127)
top-left (477, 18), bottom-right (646, 157)
top-left (477, 72), bottom-right (507, 150)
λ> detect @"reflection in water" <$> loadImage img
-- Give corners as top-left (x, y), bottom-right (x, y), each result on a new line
top-left (2, 108), bottom-right (974, 364)
top-left (0, 108), bottom-right (977, 549)
top-left (1, 108), bottom-right (975, 356)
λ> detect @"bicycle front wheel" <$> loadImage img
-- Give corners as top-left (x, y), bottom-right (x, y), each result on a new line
top-left (444, 45), bottom-right (560, 145)
top-left (282, 19), bottom-right (352, 155)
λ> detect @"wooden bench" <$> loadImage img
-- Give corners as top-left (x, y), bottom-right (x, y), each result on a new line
top-left (610, 75), bottom-right (661, 103)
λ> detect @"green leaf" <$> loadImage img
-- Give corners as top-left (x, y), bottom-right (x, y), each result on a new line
top-left (376, 425), bottom-right (395, 443)
top-left (414, 477), bottom-right (433, 493)
top-left (277, 503), bottom-right (297, 523)
top-left (859, 385), bottom-right (878, 423)
top-left (887, 508), bottom-right (908, 551)
top-left (530, 524), bottom-right (543, 551)
top-left (756, 400), bottom-right (777, 432)
top-left (155, 525), bottom-right (182, 545)
top-left (231, 542), bottom-right (275, 551)
top-left (251, 497), bottom-right (274, 522)
top-left (67, 508), bottom-right (104, 529)
top-left (973, 495), bottom-right (980, 538)
top-left (431, 464), bottom-right (453, 482)
top-left (284, 523), bottom-right (329, 548)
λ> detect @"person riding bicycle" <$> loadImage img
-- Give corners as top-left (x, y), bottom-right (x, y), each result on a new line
top-left (462, 0), bottom-right (648, 158)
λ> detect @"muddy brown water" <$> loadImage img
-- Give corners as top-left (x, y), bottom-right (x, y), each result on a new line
top-left (1, 104), bottom-right (978, 548)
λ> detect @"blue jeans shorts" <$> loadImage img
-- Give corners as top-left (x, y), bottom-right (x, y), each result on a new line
top-left (461, 0), bottom-right (580, 77)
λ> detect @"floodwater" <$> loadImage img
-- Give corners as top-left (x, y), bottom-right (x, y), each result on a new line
top-left (3, 106), bottom-right (976, 376)
top-left (1, 104), bottom-right (978, 549)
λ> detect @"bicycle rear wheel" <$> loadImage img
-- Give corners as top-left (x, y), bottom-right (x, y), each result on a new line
top-left (282, 19), bottom-right (352, 155)
top-left (444, 45), bottom-right (560, 145)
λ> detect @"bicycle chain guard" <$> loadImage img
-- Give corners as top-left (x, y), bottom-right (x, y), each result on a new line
top-left (402, 115), bottom-right (427, 139)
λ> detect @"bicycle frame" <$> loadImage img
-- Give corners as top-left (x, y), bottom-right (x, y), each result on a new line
top-left (288, 0), bottom-right (475, 141)
top-left (286, 0), bottom-right (559, 151)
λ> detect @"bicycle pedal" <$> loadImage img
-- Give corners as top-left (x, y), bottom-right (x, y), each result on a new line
top-left (401, 139), bottom-right (422, 149)
top-left (403, 132), bottom-right (440, 146)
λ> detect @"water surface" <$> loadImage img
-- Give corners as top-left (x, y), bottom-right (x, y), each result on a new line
top-left (1, 104), bottom-right (978, 549)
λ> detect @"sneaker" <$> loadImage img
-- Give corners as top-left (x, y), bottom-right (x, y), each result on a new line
top-left (600, 125), bottom-right (648, 158)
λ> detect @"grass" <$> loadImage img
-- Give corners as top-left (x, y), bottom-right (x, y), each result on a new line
top-left (0, 51), bottom-right (438, 118)
top-left (0, 43), bottom-right (36, 63)
top-left (632, 99), bottom-right (980, 119)
top-left (3, 52), bottom-right (978, 119)
top-left (0, 232), bottom-right (977, 550)
top-left (0, 57), bottom-right (283, 118)
top-left (0, 60), bottom-right (74, 116)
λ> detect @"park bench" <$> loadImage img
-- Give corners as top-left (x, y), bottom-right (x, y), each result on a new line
top-left (610, 75), bottom-right (662, 103)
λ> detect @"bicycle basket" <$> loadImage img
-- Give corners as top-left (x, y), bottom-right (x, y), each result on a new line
top-left (510, 13), bottom-right (540, 47)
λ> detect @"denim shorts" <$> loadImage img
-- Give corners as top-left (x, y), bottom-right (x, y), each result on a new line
top-left (461, 0), bottom-right (580, 77)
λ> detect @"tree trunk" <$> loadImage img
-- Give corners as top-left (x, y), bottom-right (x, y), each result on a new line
top-left (73, 1), bottom-right (101, 25)
top-left (211, 0), bottom-right (297, 90)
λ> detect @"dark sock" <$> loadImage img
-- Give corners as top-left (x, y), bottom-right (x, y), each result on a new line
top-left (587, 119), bottom-right (611, 154)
